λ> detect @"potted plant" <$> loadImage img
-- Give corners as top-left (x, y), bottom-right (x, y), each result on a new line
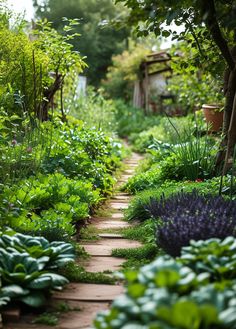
top-left (202, 103), bottom-right (224, 132)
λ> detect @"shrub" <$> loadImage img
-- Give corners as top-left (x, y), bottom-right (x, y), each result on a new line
top-left (94, 238), bottom-right (236, 329)
top-left (113, 100), bottom-right (161, 138)
top-left (69, 87), bottom-right (117, 133)
top-left (146, 191), bottom-right (236, 256)
top-left (0, 173), bottom-right (101, 234)
top-left (122, 166), bottom-right (162, 194)
top-left (125, 175), bottom-right (236, 222)
top-left (41, 125), bottom-right (122, 192)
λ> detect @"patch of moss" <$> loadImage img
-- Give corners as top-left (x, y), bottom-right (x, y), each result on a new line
top-left (120, 220), bottom-right (155, 244)
top-left (75, 244), bottom-right (90, 259)
top-left (32, 313), bottom-right (58, 326)
top-left (60, 262), bottom-right (116, 285)
top-left (79, 226), bottom-right (100, 241)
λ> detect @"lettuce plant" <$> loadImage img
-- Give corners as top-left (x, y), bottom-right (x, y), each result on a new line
top-left (180, 237), bottom-right (236, 281)
top-left (146, 191), bottom-right (236, 256)
top-left (94, 238), bottom-right (236, 329)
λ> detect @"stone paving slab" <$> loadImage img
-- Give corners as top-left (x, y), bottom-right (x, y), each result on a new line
top-left (54, 283), bottom-right (124, 302)
top-left (56, 301), bottom-right (109, 329)
top-left (92, 221), bottom-right (131, 230)
top-left (119, 175), bottom-right (133, 179)
top-left (4, 301), bottom-right (109, 329)
top-left (124, 169), bottom-right (135, 174)
top-left (115, 192), bottom-right (130, 196)
top-left (111, 213), bottom-right (124, 219)
top-left (111, 195), bottom-right (130, 201)
top-left (98, 233), bottom-right (123, 238)
top-left (81, 256), bottom-right (125, 272)
top-left (109, 202), bottom-right (129, 210)
top-left (81, 238), bottom-right (141, 256)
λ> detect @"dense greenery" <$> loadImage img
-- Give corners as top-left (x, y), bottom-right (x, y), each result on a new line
top-left (33, 0), bottom-right (130, 86)
top-left (0, 2), bottom-right (126, 313)
top-left (95, 237), bottom-right (236, 329)
top-left (1, 0), bottom-right (236, 325)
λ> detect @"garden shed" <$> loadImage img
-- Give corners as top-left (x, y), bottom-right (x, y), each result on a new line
top-left (133, 50), bottom-right (172, 113)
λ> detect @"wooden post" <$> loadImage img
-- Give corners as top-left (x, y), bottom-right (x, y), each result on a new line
top-left (144, 63), bottom-right (149, 114)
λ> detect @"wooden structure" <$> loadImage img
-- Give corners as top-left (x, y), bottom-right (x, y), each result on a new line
top-left (133, 51), bottom-right (172, 113)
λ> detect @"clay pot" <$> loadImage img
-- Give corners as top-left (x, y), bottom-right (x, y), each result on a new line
top-left (202, 104), bottom-right (223, 132)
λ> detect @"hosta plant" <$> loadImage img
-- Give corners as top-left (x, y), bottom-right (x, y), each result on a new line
top-left (0, 230), bottom-right (75, 307)
top-left (146, 191), bottom-right (236, 256)
top-left (0, 230), bottom-right (75, 269)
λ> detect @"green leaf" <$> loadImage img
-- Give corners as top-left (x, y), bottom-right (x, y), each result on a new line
top-left (20, 292), bottom-right (46, 308)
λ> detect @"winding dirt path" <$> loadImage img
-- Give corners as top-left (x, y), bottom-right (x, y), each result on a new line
top-left (3, 152), bottom-right (143, 329)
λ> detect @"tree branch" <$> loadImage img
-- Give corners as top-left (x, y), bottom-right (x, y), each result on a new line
top-left (200, 0), bottom-right (235, 70)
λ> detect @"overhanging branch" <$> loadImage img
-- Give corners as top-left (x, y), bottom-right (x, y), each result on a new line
top-left (200, 0), bottom-right (235, 70)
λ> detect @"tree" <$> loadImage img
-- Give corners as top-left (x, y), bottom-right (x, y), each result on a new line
top-left (33, 0), bottom-right (130, 86)
top-left (115, 0), bottom-right (236, 173)
top-left (0, 3), bottom-right (85, 122)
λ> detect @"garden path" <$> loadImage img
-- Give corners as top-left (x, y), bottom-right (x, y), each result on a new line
top-left (3, 152), bottom-right (143, 329)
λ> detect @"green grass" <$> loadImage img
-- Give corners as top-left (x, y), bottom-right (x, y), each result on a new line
top-left (112, 244), bottom-right (158, 260)
top-left (100, 220), bottom-right (155, 244)
top-left (75, 244), bottom-right (90, 259)
top-left (120, 221), bottom-right (155, 244)
top-left (59, 262), bottom-right (116, 285)
top-left (112, 244), bottom-right (159, 270)
top-left (79, 226), bottom-right (100, 241)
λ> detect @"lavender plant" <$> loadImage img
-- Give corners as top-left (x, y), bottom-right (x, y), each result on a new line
top-left (146, 191), bottom-right (236, 256)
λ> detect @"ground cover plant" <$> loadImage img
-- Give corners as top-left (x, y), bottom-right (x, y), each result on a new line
top-left (124, 178), bottom-right (224, 222)
top-left (123, 115), bottom-right (218, 193)
top-left (0, 124), bottom-right (124, 239)
top-left (94, 237), bottom-right (236, 329)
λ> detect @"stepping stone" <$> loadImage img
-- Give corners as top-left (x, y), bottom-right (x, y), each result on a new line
top-left (119, 175), bottom-right (133, 181)
top-left (109, 202), bottom-right (129, 210)
top-left (112, 194), bottom-right (130, 201)
top-left (4, 301), bottom-right (109, 329)
top-left (81, 256), bottom-right (125, 272)
top-left (116, 192), bottom-right (130, 196)
top-left (2, 308), bottom-right (20, 322)
top-left (124, 169), bottom-right (135, 174)
top-left (54, 283), bottom-right (124, 302)
top-left (125, 161), bottom-right (140, 165)
top-left (54, 301), bottom-right (109, 329)
top-left (111, 213), bottom-right (124, 219)
top-left (111, 196), bottom-right (130, 202)
top-left (81, 238), bottom-right (141, 256)
top-left (98, 233), bottom-right (123, 238)
top-left (93, 221), bottom-right (130, 230)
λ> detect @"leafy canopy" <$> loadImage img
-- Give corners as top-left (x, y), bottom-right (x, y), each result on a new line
top-left (33, 0), bottom-right (130, 86)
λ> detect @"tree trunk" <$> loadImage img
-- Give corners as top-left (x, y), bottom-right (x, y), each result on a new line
top-left (199, 0), bottom-right (236, 174)
top-left (37, 73), bottom-right (62, 121)
top-left (223, 87), bottom-right (236, 174)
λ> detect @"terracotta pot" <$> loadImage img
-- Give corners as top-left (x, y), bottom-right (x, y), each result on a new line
top-left (202, 104), bottom-right (223, 132)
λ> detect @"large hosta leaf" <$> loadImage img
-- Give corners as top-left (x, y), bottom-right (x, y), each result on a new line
top-left (1, 285), bottom-right (29, 298)
top-left (20, 292), bottom-right (46, 308)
